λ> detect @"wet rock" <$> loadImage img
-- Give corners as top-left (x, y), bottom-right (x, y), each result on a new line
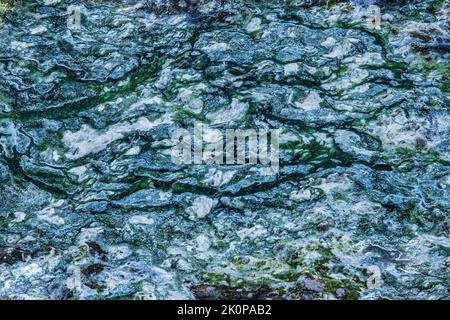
top-left (0, 247), bottom-right (31, 265)
top-left (336, 288), bottom-right (347, 299)
top-left (192, 284), bottom-right (277, 300)
top-left (0, 0), bottom-right (448, 301)
top-left (296, 276), bottom-right (325, 293)
top-left (185, 196), bottom-right (217, 219)
top-left (47, 281), bottom-right (72, 300)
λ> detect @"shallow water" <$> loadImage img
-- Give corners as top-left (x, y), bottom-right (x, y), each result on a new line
top-left (0, 0), bottom-right (449, 300)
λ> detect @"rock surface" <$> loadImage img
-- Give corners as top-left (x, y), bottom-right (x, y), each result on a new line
top-left (0, 0), bottom-right (449, 300)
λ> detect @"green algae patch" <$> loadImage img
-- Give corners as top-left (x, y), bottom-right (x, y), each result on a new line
top-left (321, 278), bottom-right (362, 300)
top-left (0, 1), bottom-right (11, 25)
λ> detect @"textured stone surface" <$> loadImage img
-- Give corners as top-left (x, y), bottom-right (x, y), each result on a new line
top-left (0, 0), bottom-right (449, 300)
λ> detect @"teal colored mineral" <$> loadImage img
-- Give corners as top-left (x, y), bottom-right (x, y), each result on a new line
top-left (0, 0), bottom-right (449, 300)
